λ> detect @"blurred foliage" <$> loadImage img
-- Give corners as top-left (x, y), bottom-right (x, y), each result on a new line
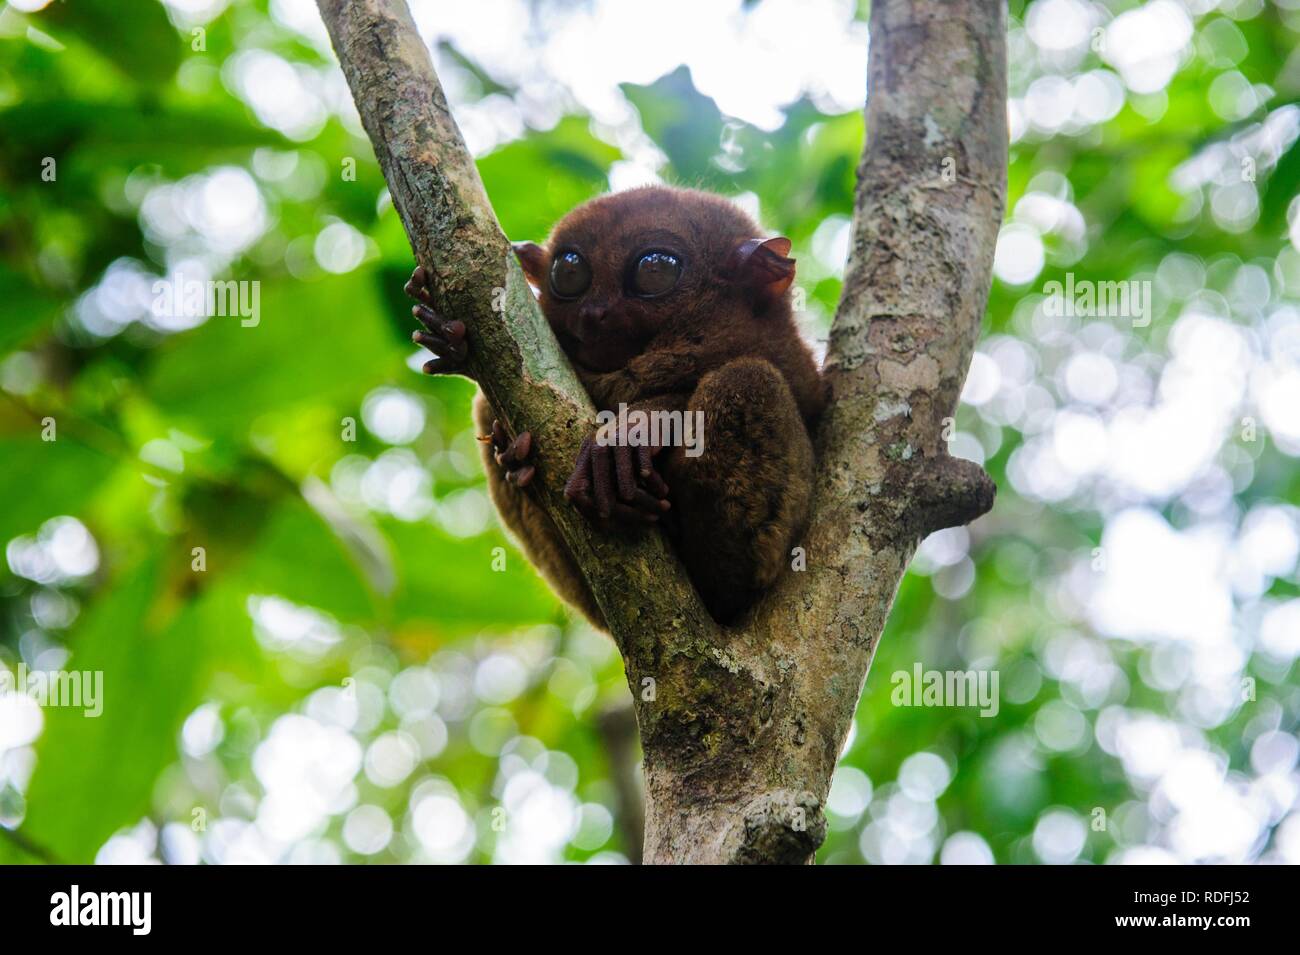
top-left (0, 0), bottom-right (1297, 865)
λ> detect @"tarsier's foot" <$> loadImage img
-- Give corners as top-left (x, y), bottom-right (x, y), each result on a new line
top-left (487, 419), bottom-right (536, 488)
top-left (563, 424), bottom-right (671, 525)
top-left (405, 265), bottom-right (468, 375)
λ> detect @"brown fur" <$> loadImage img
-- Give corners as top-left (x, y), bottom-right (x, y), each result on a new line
top-left (474, 393), bottom-right (605, 625)
top-left (483, 185), bottom-right (826, 625)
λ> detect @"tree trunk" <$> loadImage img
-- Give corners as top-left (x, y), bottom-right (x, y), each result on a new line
top-left (317, 0), bottom-right (1006, 865)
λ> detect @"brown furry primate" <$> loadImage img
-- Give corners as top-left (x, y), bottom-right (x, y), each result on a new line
top-left (405, 185), bottom-right (827, 625)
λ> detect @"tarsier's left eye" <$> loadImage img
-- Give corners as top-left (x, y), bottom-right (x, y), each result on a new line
top-left (550, 251), bottom-right (591, 299)
top-left (630, 251), bottom-right (682, 297)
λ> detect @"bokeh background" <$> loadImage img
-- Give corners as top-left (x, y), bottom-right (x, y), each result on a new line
top-left (1, 0), bottom-right (1298, 865)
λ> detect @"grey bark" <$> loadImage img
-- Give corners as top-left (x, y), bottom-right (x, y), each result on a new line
top-left (317, 0), bottom-right (1006, 865)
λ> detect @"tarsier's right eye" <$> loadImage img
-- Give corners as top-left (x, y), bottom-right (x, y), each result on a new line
top-left (549, 251), bottom-right (591, 299)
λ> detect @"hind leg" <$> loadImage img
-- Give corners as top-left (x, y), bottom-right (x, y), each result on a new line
top-left (663, 357), bottom-right (815, 622)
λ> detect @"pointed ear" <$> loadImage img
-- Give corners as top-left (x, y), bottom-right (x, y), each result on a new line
top-left (512, 242), bottom-right (548, 288)
top-left (725, 237), bottom-right (796, 300)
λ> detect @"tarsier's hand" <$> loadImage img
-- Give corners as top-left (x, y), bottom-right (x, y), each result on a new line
top-left (563, 422), bottom-right (671, 525)
top-left (405, 266), bottom-right (468, 375)
top-left (486, 419), bottom-right (536, 488)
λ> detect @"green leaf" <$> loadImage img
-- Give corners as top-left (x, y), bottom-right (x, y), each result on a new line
top-left (232, 499), bottom-right (379, 626)
top-left (384, 518), bottom-right (561, 639)
top-left (0, 269), bottom-right (61, 355)
top-left (622, 66), bottom-right (728, 190)
top-left (0, 436), bottom-right (116, 544)
top-left (21, 559), bottom-right (186, 862)
top-left (478, 116), bottom-right (621, 240)
top-left (33, 0), bottom-right (183, 85)
top-left (0, 101), bottom-right (282, 160)
top-left (147, 274), bottom-right (406, 439)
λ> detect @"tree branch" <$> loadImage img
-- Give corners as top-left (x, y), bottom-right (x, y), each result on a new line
top-left (317, 0), bottom-right (1005, 864)
top-left (315, 0), bottom-right (714, 662)
top-left (639, 0), bottom-right (1006, 864)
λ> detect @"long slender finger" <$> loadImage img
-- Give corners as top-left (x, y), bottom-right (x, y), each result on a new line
top-left (412, 308), bottom-right (465, 349)
top-left (497, 431), bottom-right (532, 469)
top-left (569, 489), bottom-right (656, 526)
top-left (412, 304), bottom-right (445, 333)
top-left (591, 443), bottom-right (614, 518)
top-left (636, 444), bottom-right (654, 479)
top-left (442, 340), bottom-right (469, 363)
top-left (491, 419), bottom-right (507, 454)
top-left (613, 443), bottom-right (636, 502)
top-left (412, 330), bottom-right (466, 362)
top-left (642, 467), bottom-right (669, 499)
top-left (422, 357), bottom-right (459, 375)
top-left (568, 489), bottom-right (597, 518)
top-left (412, 330), bottom-right (444, 352)
top-left (628, 488), bottom-right (670, 515)
top-left (563, 439), bottom-right (594, 500)
top-left (509, 464), bottom-right (536, 488)
top-left (570, 492), bottom-right (651, 527)
top-left (404, 267), bottom-right (433, 303)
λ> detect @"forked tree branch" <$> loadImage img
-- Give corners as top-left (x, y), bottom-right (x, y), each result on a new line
top-left (315, 0), bottom-right (714, 654)
top-left (317, 0), bottom-right (1005, 864)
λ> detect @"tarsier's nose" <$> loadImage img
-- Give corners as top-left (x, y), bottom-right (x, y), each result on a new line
top-left (575, 301), bottom-right (610, 341)
top-left (578, 302), bottom-right (608, 323)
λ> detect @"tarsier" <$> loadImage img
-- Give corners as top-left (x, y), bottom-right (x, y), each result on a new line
top-left (405, 186), bottom-right (827, 625)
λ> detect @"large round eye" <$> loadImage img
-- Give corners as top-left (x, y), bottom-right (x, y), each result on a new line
top-left (549, 251), bottom-right (591, 299)
top-left (630, 251), bottom-right (682, 297)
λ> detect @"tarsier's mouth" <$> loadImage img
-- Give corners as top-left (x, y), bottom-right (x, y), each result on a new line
top-left (556, 326), bottom-right (643, 372)
top-left (570, 348), bottom-right (635, 375)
